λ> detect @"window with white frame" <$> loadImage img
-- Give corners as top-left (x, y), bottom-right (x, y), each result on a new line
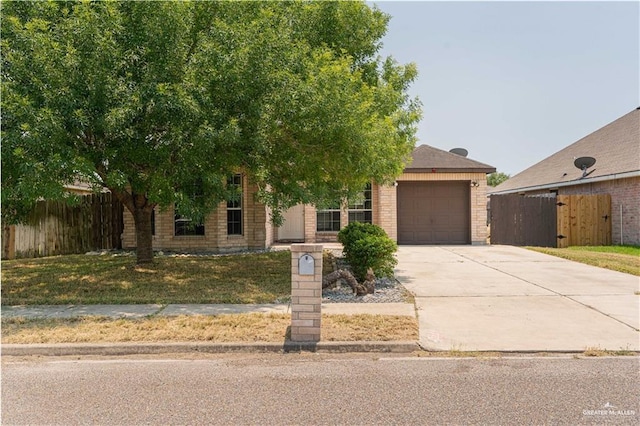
top-left (227, 174), bottom-right (243, 235)
top-left (348, 183), bottom-right (372, 224)
top-left (316, 201), bottom-right (341, 232)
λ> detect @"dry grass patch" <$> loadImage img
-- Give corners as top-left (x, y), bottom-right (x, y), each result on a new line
top-left (1, 314), bottom-right (291, 344)
top-left (1, 314), bottom-right (418, 344)
top-left (582, 346), bottom-right (636, 357)
top-left (321, 314), bottom-right (418, 342)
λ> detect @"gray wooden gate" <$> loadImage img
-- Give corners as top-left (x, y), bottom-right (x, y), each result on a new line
top-left (490, 194), bottom-right (557, 247)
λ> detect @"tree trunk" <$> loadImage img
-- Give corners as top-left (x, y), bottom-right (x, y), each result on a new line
top-left (132, 207), bottom-right (154, 264)
top-left (110, 188), bottom-right (155, 265)
top-left (322, 268), bottom-right (375, 296)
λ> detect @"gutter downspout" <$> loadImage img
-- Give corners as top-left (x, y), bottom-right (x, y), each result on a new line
top-left (620, 204), bottom-right (624, 246)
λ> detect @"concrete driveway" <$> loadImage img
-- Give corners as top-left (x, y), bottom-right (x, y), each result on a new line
top-left (395, 245), bottom-right (639, 352)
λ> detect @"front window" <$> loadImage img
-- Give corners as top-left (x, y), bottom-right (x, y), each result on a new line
top-left (175, 214), bottom-right (205, 236)
top-left (175, 181), bottom-right (205, 236)
top-left (348, 183), bottom-right (372, 224)
top-left (227, 174), bottom-right (243, 235)
top-left (317, 202), bottom-right (341, 232)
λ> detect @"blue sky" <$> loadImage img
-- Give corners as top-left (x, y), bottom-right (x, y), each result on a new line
top-left (371, 1), bottom-right (639, 175)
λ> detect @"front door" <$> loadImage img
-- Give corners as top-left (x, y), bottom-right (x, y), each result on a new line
top-left (277, 204), bottom-right (305, 241)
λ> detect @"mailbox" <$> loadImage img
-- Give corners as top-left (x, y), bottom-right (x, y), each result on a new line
top-left (298, 253), bottom-right (315, 275)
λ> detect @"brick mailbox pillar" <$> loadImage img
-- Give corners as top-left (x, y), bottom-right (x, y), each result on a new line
top-left (290, 244), bottom-right (323, 342)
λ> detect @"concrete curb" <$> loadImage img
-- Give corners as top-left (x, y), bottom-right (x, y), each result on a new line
top-left (1, 341), bottom-right (420, 357)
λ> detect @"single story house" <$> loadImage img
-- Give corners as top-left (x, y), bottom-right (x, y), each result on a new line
top-left (121, 145), bottom-right (496, 252)
top-left (489, 107), bottom-right (640, 246)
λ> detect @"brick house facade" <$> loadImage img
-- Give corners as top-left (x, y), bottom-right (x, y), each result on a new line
top-left (122, 145), bottom-right (496, 251)
top-left (122, 177), bottom-right (274, 253)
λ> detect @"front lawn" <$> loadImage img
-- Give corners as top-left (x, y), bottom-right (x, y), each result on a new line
top-left (526, 245), bottom-right (640, 276)
top-left (1, 251), bottom-right (291, 305)
top-left (1, 251), bottom-right (420, 344)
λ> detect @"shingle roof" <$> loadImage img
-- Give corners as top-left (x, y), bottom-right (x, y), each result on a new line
top-left (405, 144), bottom-right (496, 173)
top-left (490, 108), bottom-right (640, 194)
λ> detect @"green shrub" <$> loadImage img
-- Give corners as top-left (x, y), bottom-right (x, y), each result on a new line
top-left (337, 222), bottom-right (387, 256)
top-left (338, 223), bottom-right (397, 281)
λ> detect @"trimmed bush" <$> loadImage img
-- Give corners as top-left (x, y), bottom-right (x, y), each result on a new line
top-left (338, 222), bottom-right (397, 281)
top-left (337, 222), bottom-right (387, 256)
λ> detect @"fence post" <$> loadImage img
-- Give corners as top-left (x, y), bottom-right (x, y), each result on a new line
top-left (2, 224), bottom-right (16, 259)
top-left (290, 244), bottom-right (323, 342)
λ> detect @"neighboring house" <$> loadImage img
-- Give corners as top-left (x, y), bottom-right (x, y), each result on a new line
top-left (489, 107), bottom-right (640, 246)
top-left (121, 145), bottom-right (495, 252)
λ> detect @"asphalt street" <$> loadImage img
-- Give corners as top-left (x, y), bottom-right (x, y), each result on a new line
top-left (3, 353), bottom-right (639, 425)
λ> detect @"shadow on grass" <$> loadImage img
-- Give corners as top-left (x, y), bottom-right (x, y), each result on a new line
top-left (1, 252), bottom-right (292, 305)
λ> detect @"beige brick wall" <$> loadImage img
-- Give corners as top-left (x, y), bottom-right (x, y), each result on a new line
top-left (373, 183), bottom-right (398, 241)
top-left (122, 210), bottom-right (136, 249)
top-left (121, 175), bottom-right (269, 252)
top-left (303, 204), bottom-right (318, 242)
top-left (471, 176), bottom-right (490, 244)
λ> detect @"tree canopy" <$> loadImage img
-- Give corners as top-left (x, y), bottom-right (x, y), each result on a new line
top-left (1, 1), bottom-right (421, 263)
top-left (487, 172), bottom-right (511, 187)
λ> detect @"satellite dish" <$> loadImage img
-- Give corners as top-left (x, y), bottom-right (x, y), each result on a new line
top-left (449, 148), bottom-right (468, 157)
top-left (574, 156), bottom-right (596, 178)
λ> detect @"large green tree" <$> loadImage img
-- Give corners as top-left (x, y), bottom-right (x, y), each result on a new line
top-left (2, 1), bottom-right (421, 264)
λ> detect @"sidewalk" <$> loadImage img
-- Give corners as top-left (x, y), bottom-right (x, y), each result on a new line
top-left (1, 303), bottom-right (416, 319)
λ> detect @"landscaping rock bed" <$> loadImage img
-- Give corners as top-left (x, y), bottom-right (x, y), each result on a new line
top-left (322, 276), bottom-right (411, 303)
top-left (321, 252), bottom-right (411, 303)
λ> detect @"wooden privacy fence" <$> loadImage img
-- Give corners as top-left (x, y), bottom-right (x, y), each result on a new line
top-left (490, 194), bottom-right (611, 247)
top-left (556, 194), bottom-right (611, 247)
top-left (490, 195), bottom-right (557, 247)
top-left (2, 193), bottom-right (124, 259)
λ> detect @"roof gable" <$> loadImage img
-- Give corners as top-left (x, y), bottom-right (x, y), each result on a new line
top-left (491, 108), bottom-right (640, 194)
top-left (406, 144), bottom-right (495, 173)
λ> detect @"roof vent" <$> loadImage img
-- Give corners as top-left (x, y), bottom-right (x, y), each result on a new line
top-left (449, 148), bottom-right (468, 157)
